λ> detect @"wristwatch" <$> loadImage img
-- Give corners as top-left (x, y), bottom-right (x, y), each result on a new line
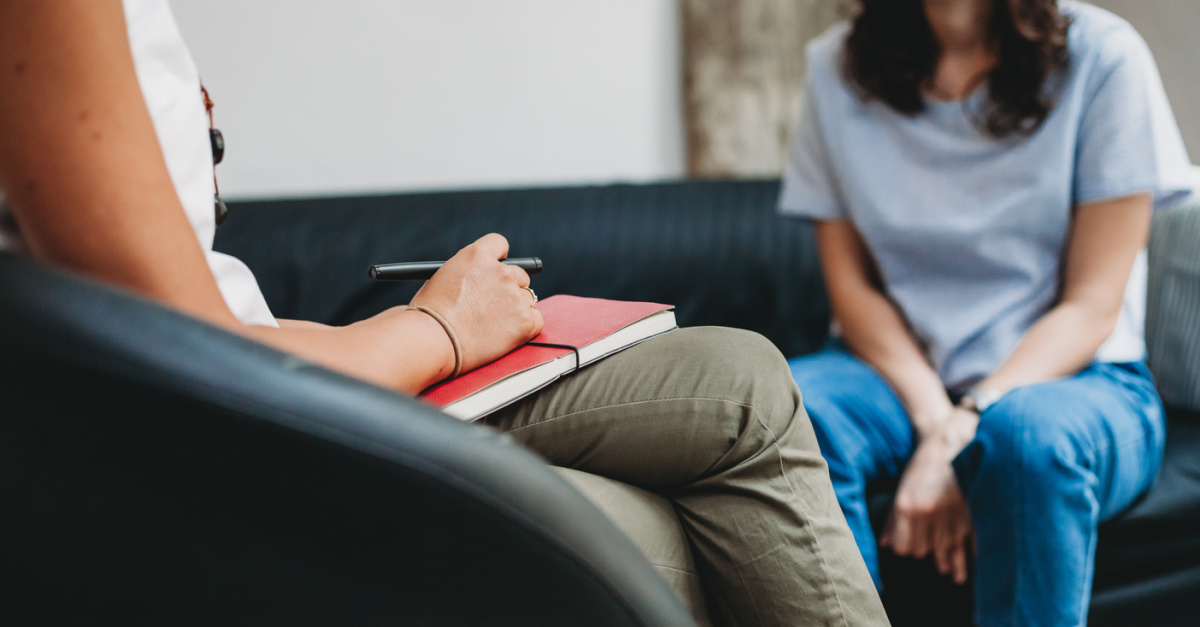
top-left (958, 387), bottom-right (1004, 414)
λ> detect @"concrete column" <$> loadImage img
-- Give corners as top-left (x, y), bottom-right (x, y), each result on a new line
top-left (682, 0), bottom-right (849, 178)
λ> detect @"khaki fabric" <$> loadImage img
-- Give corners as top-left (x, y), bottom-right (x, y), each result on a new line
top-left (489, 327), bottom-right (888, 627)
top-left (554, 467), bottom-right (714, 625)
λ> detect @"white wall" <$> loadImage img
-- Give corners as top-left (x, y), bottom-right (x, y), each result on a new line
top-left (172, 1), bottom-right (1196, 201)
top-left (171, 0), bottom-right (685, 200)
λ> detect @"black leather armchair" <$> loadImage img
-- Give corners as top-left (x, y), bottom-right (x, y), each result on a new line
top-left (0, 255), bottom-right (695, 626)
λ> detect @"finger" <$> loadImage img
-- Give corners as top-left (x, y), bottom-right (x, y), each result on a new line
top-left (908, 516), bottom-right (930, 558)
top-left (933, 519), bottom-right (953, 576)
top-left (473, 233), bottom-right (510, 260)
top-left (952, 541), bottom-right (969, 585)
top-left (936, 508), bottom-right (962, 575)
top-left (506, 263), bottom-right (531, 287)
top-left (527, 307), bottom-right (545, 338)
top-left (890, 513), bottom-right (912, 555)
top-left (879, 515), bottom-right (893, 548)
top-left (514, 283), bottom-right (537, 309)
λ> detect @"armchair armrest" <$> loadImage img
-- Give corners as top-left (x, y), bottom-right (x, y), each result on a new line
top-left (0, 255), bottom-right (694, 626)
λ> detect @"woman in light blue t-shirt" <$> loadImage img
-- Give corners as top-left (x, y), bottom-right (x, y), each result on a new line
top-left (781, 0), bottom-right (1192, 625)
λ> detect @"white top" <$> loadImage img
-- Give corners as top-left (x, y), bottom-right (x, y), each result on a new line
top-left (0, 0), bottom-right (277, 327)
top-left (779, 1), bottom-right (1193, 391)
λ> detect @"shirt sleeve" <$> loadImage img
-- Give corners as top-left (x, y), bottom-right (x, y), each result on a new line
top-left (1073, 24), bottom-right (1193, 210)
top-left (778, 77), bottom-right (847, 220)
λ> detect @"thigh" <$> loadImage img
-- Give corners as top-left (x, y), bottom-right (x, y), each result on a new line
top-left (958, 361), bottom-right (1165, 519)
top-left (552, 467), bottom-right (712, 624)
top-left (487, 326), bottom-right (804, 489)
top-left (788, 343), bottom-right (915, 482)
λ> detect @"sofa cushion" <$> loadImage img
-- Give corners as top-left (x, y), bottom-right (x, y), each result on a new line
top-left (1089, 408), bottom-right (1200, 625)
top-left (1147, 192), bottom-right (1200, 413)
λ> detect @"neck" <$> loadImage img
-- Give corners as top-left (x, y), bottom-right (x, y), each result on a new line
top-left (924, 0), bottom-right (995, 55)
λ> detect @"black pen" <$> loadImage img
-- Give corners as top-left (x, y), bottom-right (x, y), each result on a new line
top-left (369, 257), bottom-right (543, 281)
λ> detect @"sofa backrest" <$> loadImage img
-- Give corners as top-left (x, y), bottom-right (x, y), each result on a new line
top-left (1147, 190), bottom-right (1200, 412)
top-left (217, 180), bottom-right (833, 358)
top-left (216, 177), bottom-right (1200, 413)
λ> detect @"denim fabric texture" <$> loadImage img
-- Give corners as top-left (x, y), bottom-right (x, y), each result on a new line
top-left (789, 342), bottom-right (1165, 627)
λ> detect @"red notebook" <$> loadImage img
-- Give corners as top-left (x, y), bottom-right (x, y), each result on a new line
top-left (421, 295), bottom-right (677, 421)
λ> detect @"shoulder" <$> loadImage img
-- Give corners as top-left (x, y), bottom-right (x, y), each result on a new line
top-left (1061, 1), bottom-right (1155, 77)
top-left (804, 20), bottom-right (852, 89)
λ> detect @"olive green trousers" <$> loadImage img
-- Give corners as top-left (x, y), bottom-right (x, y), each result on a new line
top-left (489, 327), bottom-right (888, 627)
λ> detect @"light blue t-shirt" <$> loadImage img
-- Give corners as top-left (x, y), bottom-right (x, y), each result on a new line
top-left (779, 1), bottom-right (1193, 392)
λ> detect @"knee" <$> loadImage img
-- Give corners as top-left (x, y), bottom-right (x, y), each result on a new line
top-left (666, 327), bottom-right (814, 455)
top-left (671, 326), bottom-right (798, 405)
top-left (687, 326), bottom-right (789, 369)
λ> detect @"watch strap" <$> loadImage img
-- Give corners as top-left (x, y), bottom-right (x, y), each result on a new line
top-left (959, 387), bottom-right (1004, 414)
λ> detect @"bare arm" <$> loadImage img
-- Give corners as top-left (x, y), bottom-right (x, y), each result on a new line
top-left (973, 193), bottom-right (1153, 396)
top-left (816, 220), bottom-right (956, 438)
top-left (931, 193), bottom-right (1153, 454)
top-left (0, 0), bottom-right (541, 395)
top-left (819, 194), bottom-right (1151, 581)
top-left (816, 219), bottom-right (972, 578)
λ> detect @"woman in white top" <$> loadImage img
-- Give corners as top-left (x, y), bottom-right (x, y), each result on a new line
top-left (0, 1), bottom-right (890, 624)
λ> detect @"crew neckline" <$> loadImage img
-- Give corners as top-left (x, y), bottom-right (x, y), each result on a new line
top-left (923, 83), bottom-right (988, 112)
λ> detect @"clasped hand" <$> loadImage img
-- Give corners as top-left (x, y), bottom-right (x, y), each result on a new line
top-left (881, 407), bottom-right (979, 585)
top-left (409, 234), bottom-right (544, 374)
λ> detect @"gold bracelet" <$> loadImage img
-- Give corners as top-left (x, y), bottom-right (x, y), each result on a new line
top-left (407, 305), bottom-right (462, 379)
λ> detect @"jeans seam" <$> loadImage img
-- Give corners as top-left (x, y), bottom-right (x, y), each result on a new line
top-left (1012, 414), bottom-right (1027, 627)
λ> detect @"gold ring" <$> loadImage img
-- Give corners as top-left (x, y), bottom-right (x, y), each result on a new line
top-left (523, 286), bottom-right (538, 306)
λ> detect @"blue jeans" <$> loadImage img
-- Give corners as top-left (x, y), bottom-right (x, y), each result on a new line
top-left (788, 343), bottom-right (1165, 627)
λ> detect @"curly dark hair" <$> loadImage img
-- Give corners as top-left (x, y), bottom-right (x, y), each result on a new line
top-left (843, 0), bottom-right (1072, 138)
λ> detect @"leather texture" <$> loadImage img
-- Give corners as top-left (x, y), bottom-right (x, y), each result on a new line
top-left (0, 255), bottom-right (695, 626)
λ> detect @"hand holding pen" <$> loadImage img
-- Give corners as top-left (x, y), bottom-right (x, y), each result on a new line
top-left (386, 235), bottom-right (544, 377)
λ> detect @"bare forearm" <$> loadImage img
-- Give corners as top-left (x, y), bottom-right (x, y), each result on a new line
top-left (239, 308), bottom-right (455, 394)
top-left (836, 285), bottom-right (954, 435)
top-left (981, 194), bottom-right (1151, 395)
top-left (979, 301), bottom-right (1116, 394)
top-left (816, 220), bottom-right (954, 436)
